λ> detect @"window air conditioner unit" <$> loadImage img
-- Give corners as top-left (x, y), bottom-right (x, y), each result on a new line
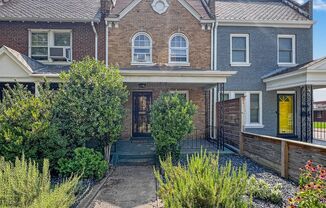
top-left (49, 47), bottom-right (71, 61)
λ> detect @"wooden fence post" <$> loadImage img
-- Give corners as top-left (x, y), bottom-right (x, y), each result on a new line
top-left (239, 96), bottom-right (245, 155)
top-left (281, 140), bottom-right (289, 178)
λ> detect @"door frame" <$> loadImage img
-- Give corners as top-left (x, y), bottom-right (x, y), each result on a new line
top-left (132, 91), bottom-right (153, 137)
top-left (277, 93), bottom-right (296, 137)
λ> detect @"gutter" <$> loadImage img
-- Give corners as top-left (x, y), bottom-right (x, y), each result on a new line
top-left (210, 22), bottom-right (214, 70)
top-left (91, 22), bottom-right (98, 60)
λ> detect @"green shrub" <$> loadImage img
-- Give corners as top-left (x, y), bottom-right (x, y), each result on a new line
top-left (58, 147), bottom-right (108, 180)
top-left (150, 93), bottom-right (196, 161)
top-left (0, 155), bottom-right (78, 208)
top-left (0, 84), bottom-right (67, 168)
top-left (248, 176), bottom-right (282, 204)
top-left (154, 151), bottom-right (252, 208)
top-left (53, 58), bottom-right (128, 161)
top-left (288, 160), bottom-right (326, 208)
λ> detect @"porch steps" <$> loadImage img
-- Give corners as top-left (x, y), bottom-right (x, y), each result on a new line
top-left (111, 138), bottom-right (156, 166)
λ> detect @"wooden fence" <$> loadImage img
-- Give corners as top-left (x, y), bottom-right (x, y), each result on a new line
top-left (217, 97), bottom-right (326, 180)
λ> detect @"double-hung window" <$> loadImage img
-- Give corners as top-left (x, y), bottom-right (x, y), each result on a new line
top-left (132, 32), bottom-right (152, 64)
top-left (278, 35), bottom-right (296, 65)
top-left (29, 29), bottom-right (72, 63)
top-left (230, 34), bottom-right (250, 66)
top-left (169, 90), bottom-right (189, 101)
top-left (31, 32), bottom-right (48, 61)
top-left (169, 34), bottom-right (189, 64)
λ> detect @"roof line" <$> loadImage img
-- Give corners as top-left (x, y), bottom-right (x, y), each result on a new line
top-left (0, 16), bottom-right (101, 23)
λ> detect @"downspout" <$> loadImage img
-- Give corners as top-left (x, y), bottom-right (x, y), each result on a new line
top-left (210, 22), bottom-right (215, 70)
top-left (214, 21), bottom-right (218, 71)
top-left (213, 21), bottom-right (218, 137)
top-left (105, 20), bottom-right (109, 67)
top-left (91, 21), bottom-right (98, 60)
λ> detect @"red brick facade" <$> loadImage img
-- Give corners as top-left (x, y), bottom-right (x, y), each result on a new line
top-left (0, 21), bottom-right (101, 61)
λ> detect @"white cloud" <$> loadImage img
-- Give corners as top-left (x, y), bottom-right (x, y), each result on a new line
top-left (314, 0), bottom-right (326, 10)
top-left (293, 0), bottom-right (326, 10)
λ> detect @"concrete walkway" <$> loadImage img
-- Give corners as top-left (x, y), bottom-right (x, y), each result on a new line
top-left (91, 166), bottom-right (159, 208)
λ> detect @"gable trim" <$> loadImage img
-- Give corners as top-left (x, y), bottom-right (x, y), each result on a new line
top-left (0, 47), bottom-right (33, 76)
top-left (105, 0), bottom-right (213, 23)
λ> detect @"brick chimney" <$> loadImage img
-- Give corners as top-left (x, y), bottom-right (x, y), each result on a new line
top-left (208, 0), bottom-right (216, 18)
top-left (101, 0), bottom-right (113, 14)
top-left (302, 0), bottom-right (313, 20)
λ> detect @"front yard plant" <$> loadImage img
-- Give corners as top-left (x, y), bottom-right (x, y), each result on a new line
top-left (155, 151), bottom-right (253, 208)
top-left (288, 160), bottom-right (326, 208)
top-left (0, 155), bottom-right (79, 208)
top-left (53, 57), bottom-right (128, 162)
top-left (0, 84), bottom-right (67, 168)
top-left (151, 93), bottom-right (196, 161)
top-left (58, 147), bottom-right (108, 180)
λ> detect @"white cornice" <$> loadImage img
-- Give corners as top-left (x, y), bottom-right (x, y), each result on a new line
top-left (217, 19), bottom-right (314, 28)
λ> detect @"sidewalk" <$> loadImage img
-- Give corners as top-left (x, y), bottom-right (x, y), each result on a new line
top-left (90, 166), bottom-right (160, 208)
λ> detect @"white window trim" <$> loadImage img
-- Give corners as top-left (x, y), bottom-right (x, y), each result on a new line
top-left (169, 90), bottom-right (189, 101)
top-left (28, 29), bottom-right (72, 65)
top-left (223, 91), bottom-right (263, 128)
top-left (230, 34), bottom-right (251, 67)
top-left (168, 33), bottom-right (189, 65)
top-left (131, 32), bottom-right (153, 65)
top-left (277, 34), bottom-right (296, 66)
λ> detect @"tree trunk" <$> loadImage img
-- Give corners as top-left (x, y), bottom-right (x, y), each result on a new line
top-left (104, 144), bottom-right (111, 163)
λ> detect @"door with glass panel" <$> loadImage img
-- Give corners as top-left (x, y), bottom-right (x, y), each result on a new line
top-left (277, 94), bottom-right (295, 136)
top-left (132, 92), bottom-right (152, 137)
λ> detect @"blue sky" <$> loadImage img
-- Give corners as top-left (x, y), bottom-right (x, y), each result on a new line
top-left (297, 0), bottom-right (326, 101)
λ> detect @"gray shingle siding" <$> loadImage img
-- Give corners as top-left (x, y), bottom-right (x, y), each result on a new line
top-left (216, 26), bottom-right (313, 136)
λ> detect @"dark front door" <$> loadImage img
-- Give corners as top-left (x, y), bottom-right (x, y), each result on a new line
top-left (132, 92), bottom-right (152, 137)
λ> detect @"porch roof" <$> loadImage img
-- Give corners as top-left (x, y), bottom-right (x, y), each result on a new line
top-left (120, 69), bottom-right (237, 85)
top-left (262, 57), bottom-right (326, 91)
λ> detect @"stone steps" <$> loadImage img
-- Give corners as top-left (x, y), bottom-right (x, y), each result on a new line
top-left (111, 137), bottom-right (156, 166)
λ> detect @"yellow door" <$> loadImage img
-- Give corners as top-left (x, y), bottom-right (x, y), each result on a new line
top-left (278, 95), bottom-right (294, 135)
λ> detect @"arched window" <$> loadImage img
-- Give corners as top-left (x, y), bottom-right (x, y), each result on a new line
top-left (169, 34), bottom-right (189, 64)
top-left (132, 32), bottom-right (152, 64)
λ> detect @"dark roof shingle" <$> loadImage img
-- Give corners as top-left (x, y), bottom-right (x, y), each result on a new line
top-left (0, 0), bottom-right (101, 22)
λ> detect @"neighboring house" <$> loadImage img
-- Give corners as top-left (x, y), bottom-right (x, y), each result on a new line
top-left (314, 101), bottom-right (326, 122)
top-left (0, 0), bottom-right (326, 141)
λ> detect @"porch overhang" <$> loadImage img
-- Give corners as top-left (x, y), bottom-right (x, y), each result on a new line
top-left (120, 70), bottom-right (237, 87)
top-left (263, 57), bottom-right (326, 91)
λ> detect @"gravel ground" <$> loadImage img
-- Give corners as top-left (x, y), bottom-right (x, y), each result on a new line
top-left (219, 154), bottom-right (298, 208)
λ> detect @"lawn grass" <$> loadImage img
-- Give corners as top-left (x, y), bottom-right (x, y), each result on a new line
top-left (313, 122), bottom-right (326, 129)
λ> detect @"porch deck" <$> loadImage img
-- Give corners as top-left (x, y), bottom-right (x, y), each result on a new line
top-left (111, 137), bottom-right (235, 165)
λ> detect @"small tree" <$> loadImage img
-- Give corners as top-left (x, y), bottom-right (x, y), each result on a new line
top-left (0, 84), bottom-right (67, 167)
top-left (53, 57), bottom-right (128, 162)
top-left (150, 93), bottom-right (196, 160)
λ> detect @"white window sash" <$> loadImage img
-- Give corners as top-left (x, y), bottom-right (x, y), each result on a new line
top-left (168, 33), bottom-right (189, 64)
top-left (230, 34), bottom-right (250, 66)
top-left (131, 32), bottom-right (153, 64)
top-left (277, 34), bottom-right (296, 66)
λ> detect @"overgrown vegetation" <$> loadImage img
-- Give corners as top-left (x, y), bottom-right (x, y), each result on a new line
top-left (154, 151), bottom-right (253, 208)
top-left (248, 176), bottom-right (283, 204)
top-left (151, 93), bottom-right (196, 161)
top-left (288, 160), bottom-right (326, 208)
top-left (58, 147), bottom-right (108, 180)
top-left (0, 84), bottom-right (67, 168)
top-left (0, 155), bottom-right (78, 208)
top-left (53, 58), bottom-right (128, 161)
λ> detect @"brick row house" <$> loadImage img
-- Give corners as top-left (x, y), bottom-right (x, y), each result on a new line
top-left (0, 0), bottom-right (326, 143)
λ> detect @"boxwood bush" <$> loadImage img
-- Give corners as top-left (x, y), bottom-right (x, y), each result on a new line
top-left (58, 147), bottom-right (108, 180)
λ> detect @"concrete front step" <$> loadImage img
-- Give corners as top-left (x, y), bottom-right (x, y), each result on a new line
top-left (112, 154), bottom-right (156, 166)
